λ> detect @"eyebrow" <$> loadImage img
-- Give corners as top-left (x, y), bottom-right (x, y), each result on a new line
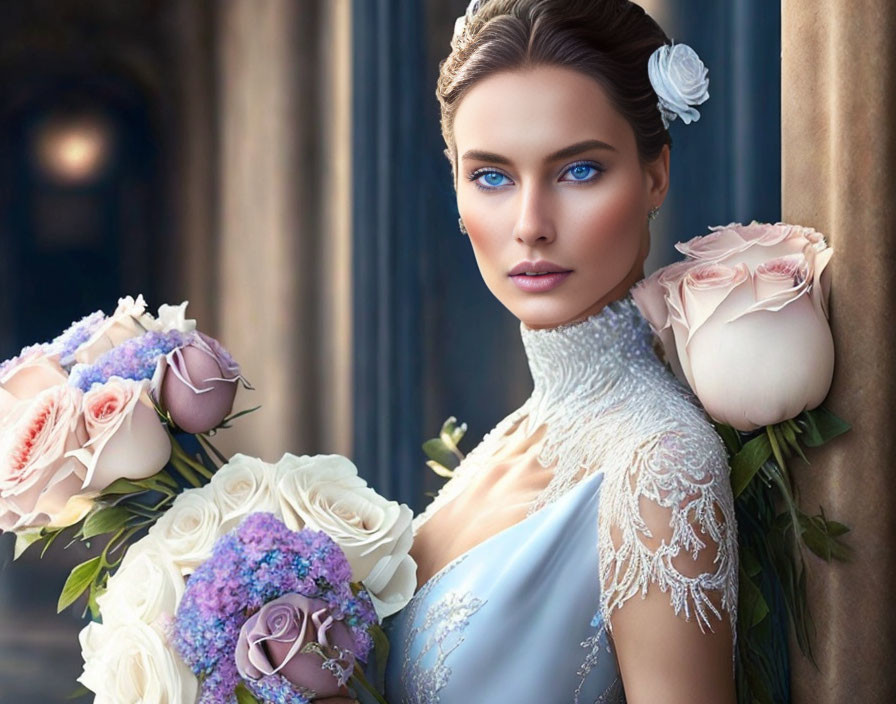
top-left (460, 138), bottom-right (617, 165)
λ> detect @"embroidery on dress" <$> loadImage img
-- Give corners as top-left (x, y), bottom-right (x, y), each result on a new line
top-left (574, 608), bottom-right (626, 703)
top-left (409, 293), bottom-right (738, 685)
top-left (399, 553), bottom-right (486, 704)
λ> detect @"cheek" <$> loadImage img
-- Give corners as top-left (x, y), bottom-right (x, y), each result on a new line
top-left (566, 173), bottom-right (645, 267)
top-left (460, 207), bottom-right (506, 270)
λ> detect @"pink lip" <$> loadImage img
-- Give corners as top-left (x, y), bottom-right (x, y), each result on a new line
top-left (509, 259), bottom-right (571, 276)
top-left (510, 271), bottom-right (572, 292)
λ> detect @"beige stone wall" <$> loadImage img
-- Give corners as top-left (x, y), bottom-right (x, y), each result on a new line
top-left (782, 1), bottom-right (896, 701)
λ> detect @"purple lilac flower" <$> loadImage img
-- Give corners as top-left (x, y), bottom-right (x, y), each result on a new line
top-left (47, 310), bottom-right (107, 367)
top-left (68, 329), bottom-right (195, 392)
top-left (172, 512), bottom-right (377, 704)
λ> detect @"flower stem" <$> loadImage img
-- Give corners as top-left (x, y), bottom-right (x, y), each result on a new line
top-left (169, 455), bottom-right (202, 487)
top-left (196, 433), bottom-right (229, 466)
top-left (351, 662), bottom-right (389, 704)
top-left (166, 434), bottom-right (214, 485)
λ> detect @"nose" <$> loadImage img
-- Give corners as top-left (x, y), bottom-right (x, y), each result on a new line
top-left (512, 182), bottom-right (556, 246)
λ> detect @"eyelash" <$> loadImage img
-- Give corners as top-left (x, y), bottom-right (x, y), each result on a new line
top-left (466, 160), bottom-right (606, 192)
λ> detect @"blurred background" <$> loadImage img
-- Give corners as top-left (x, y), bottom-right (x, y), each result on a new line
top-left (0, 0), bottom-right (781, 700)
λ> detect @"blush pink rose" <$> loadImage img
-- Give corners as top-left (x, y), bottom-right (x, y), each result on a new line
top-left (68, 377), bottom-right (171, 492)
top-left (0, 385), bottom-right (88, 531)
top-left (0, 344), bottom-right (68, 402)
top-left (152, 332), bottom-right (246, 434)
top-left (235, 592), bottom-right (357, 699)
top-left (632, 221), bottom-right (834, 431)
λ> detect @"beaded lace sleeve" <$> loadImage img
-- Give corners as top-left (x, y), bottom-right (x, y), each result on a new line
top-left (597, 422), bottom-right (738, 641)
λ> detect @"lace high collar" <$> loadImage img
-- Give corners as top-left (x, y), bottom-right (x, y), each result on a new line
top-left (518, 293), bottom-right (657, 418)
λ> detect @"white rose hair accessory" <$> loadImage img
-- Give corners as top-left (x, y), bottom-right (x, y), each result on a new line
top-left (648, 40), bottom-right (710, 129)
top-left (452, 0), bottom-right (485, 49)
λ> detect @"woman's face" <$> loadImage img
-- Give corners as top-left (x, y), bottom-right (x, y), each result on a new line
top-left (453, 64), bottom-right (670, 330)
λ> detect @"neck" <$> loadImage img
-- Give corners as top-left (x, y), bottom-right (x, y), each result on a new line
top-left (519, 293), bottom-right (655, 406)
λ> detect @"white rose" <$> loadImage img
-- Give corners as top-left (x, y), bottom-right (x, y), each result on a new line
top-left (96, 534), bottom-right (185, 628)
top-left (77, 619), bottom-right (198, 704)
top-left (363, 549), bottom-right (418, 620)
top-left (275, 452), bottom-right (417, 618)
top-left (152, 301), bottom-right (197, 334)
top-left (648, 41), bottom-right (710, 128)
top-left (208, 453), bottom-right (280, 534)
top-left (148, 486), bottom-right (221, 575)
top-left (73, 294), bottom-right (156, 365)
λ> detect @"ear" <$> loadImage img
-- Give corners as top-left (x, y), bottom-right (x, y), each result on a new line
top-left (644, 143), bottom-right (670, 208)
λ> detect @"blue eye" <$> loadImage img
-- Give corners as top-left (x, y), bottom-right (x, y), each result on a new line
top-left (561, 161), bottom-right (603, 182)
top-left (470, 169), bottom-right (512, 190)
top-left (467, 161), bottom-right (603, 191)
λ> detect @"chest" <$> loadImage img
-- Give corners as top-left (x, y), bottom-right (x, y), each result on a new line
top-left (410, 420), bottom-right (560, 591)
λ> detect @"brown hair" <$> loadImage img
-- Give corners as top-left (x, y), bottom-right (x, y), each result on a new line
top-left (437, 0), bottom-right (673, 186)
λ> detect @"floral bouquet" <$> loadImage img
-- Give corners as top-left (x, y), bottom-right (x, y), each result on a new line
top-left (630, 221), bottom-right (851, 704)
top-left (75, 452), bottom-right (416, 703)
top-left (0, 294), bottom-right (254, 616)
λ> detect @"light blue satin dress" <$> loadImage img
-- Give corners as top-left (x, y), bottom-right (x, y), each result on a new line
top-left (366, 294), bottom-right (737, 704)
top-left (381, 467), bottom-right (623, 703)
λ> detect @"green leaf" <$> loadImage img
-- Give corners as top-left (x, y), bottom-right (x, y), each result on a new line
top-left (65, 683), bottom-right (92, 700)
top-left (826, 520), bottom-right (850, 537)
top-left (40, 527), bottom-right (66, 558)
top-left (58, 556), bottom-right (102, 613)
top-left (738, 567), bottom-right (769, 629)
top-left (713, 422), bottom-right (742, 456)
top-left (800, 406), bottom-right (851, 447)
top-left (422, 438), bottom-right (460, 471)
top-left (98, 478), bottom-right (147, 495)
top-left (217, 405), bottom-right (262, 429)
top-left (234, 684), bottom-right (260, 704)
top-left (799, 511), bottom-right (852, 562)
top-left (13, 529), bottom-right (44, 560)
top-left (82, 506), bottom-right (131, 539)
top-left (741, 546), bottom-right (762, 578)
top-left (730, 433), bottom-right (772, 498)
top-left (370, 622), bottom-right (391, 694)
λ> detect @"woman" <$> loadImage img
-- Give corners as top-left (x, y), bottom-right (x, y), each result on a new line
top-left (355, 1), bottom-right (738, 702)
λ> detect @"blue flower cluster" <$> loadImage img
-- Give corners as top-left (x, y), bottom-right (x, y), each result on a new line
top-left (48, 310), bottom-right (107, 367)
top-left (68, 329), bottom-right (193, 392)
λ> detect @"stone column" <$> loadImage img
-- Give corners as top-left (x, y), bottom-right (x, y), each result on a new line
top-left (215, 0), bottom-right (353, 460)
top-left (782, 1), bottom-right (896, 701)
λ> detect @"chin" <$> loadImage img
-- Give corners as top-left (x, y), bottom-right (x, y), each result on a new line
top-left (512, 302), bottom-right (587, 330)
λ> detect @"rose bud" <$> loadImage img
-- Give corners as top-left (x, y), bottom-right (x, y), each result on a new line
top-left (235, 592), bottom-right (357, 699)
top-left (152, 332), bottom-right (244, 435)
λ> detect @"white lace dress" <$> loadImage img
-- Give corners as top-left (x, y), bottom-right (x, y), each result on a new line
top-left (377, 292), bottom-right (738, 704)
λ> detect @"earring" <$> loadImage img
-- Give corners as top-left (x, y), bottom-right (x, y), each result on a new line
top-left (648, 206), bottom-right (660, 222)
top-left (458, 217), bottom-right (469, 236)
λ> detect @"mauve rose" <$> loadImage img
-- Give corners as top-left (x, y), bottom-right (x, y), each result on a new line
top-left (73, 294), bottom-right (156, 365)
top-left (0, 385), bottom-right (88, 531)
top-left (152, 332), bottom-right (243, 434)
top-left (68, 377), bottom-right (171, 492)
top-left (632, 221), bottom-right (834, 431)
top-left (235, 592), bottom-right (356, 699)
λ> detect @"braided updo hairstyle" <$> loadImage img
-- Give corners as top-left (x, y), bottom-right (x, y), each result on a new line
top-left (437, 0), bottom-right (673, 187)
